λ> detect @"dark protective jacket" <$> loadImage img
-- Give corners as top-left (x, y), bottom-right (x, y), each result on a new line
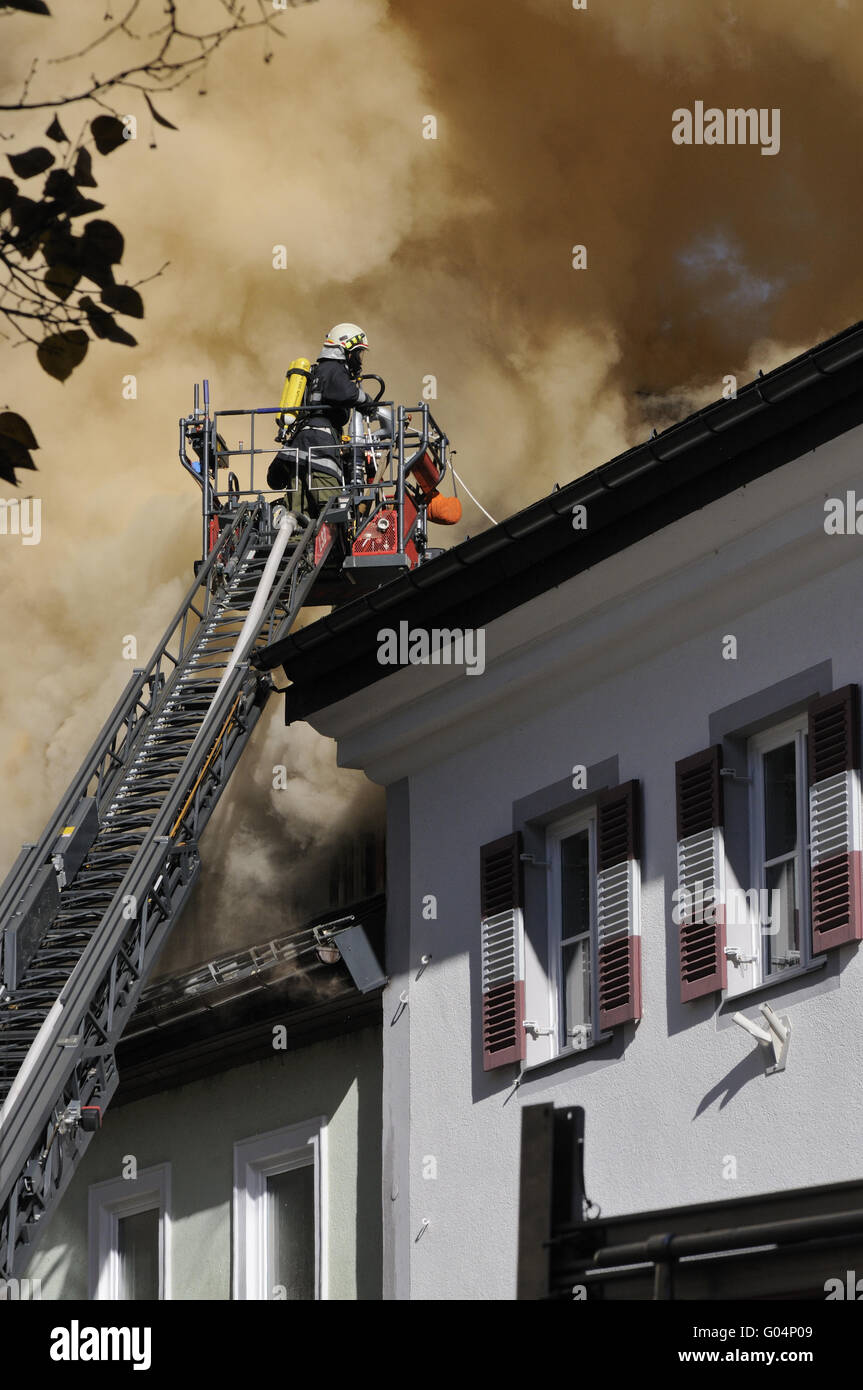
top-left (267, 350), bottom-right (374, 491)
top-left (303, 355), bottom-right (372, 434)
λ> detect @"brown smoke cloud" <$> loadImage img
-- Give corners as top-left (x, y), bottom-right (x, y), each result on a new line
top-left (1, 0), bottom-right (861, 965)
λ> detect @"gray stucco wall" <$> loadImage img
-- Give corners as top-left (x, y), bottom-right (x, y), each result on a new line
top-left (26, 1024), bottom-right (382, 1300)
top-left (365, 424), bottom-right (863, 1298)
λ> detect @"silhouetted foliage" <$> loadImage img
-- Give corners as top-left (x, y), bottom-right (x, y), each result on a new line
top-left (0, 1), bottom-right (311, 486)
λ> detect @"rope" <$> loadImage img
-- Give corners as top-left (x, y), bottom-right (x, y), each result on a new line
top-left (451, 466), bottom-right (498, 526)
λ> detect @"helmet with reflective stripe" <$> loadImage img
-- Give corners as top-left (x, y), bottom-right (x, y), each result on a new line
top-left (324, 322), bottom-right (369, 355)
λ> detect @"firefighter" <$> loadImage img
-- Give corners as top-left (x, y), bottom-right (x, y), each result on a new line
top-left (268, 323), bottom-right (377, 521)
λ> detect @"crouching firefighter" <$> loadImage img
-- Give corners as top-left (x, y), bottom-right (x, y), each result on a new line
top-left (268, 323), bottom-right (377, 521)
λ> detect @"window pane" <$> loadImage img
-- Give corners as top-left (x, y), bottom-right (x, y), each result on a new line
top-left (561, 829), bottom-right (591, 940)
top-left (764, 858), bottom-right (800, 973)
top-left (763, 742), bottom-right (797, 861)
top-left (562, 936), bottom-right (592, 1035)
top-left (267, 1164), bottom-right (315, 1299)
top-left (117, 1207), bottom-right (159, 1301)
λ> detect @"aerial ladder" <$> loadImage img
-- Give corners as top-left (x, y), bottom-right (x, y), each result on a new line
top-left (0, 374), bottom-right (457, 1279)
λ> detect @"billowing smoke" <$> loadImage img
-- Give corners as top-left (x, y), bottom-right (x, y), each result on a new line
top-left (1, 0), bottom-right (860, 964)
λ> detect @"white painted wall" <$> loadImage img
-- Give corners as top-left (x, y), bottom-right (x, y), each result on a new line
top-left (310, 422), bottom-right (863, 1299)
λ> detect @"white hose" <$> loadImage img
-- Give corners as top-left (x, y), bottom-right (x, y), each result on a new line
top-left (452, 467), bottom-right (498, 526)
top-left (187, 514), bottom-right (297, 764)
top-left (211, 513), bottom-right (297, 704)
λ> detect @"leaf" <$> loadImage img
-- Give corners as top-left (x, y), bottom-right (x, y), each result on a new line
top-left (44, 168), bottom-right (104, 218)
top-left (41, 225), bottom-right (77, 267)
top-left (143, 92), bottom-right (179, 131)
top-left (46, 225), bottom-right (112, 297)
top-left (82, 217), bottom-right (124, 263)
top-left (3, 1), bottom-right (51, 13)
top-left (0, 441), bottom-right (36, 486)
top-left (0, 456), bottom-right (20, 487)
top-left (72, 147), bottom-right (97, 187)
top-left (44, 261), bottom-right (81, 301)
top-left (103, 321), bottom-right (137, 347)
top-left (99, 282), bottom-right (144, 318)
top-left (70, 196), bottom-right (105, 218)
top-left (0, 439), bottom-right (36, 483)
top-left (9, 194), bottom-right (53, 256)
top-left (79, 295), bottom-right (137, 346)
top-left (91, 115), bottom-right (126, 155)
top-left (45, 115), bottom-right (67, 144)
top-left (78, 247), bottom-right (115, 290)
top-left (0, 177), bottom-right (17, 213)
top-left (78, 294), bottom-right (114, 339)
top-left (0, 412), bottom-right (38, 451)
top-left (44, 167), bottom-right (77, 202)
top-left (37, 328), bottom-right (89, 382)
top-left (0, 415), bottom-right (39, 484)
top-left (7, 146), bottom-right (54, 179)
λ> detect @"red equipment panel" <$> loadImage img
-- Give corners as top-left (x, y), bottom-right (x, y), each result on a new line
top-left (314, 522), bottom-right (334, 566)
top-left (352, 496), bottom-right (419, 567)
top-left (411, 448), bottom-right (442, 498)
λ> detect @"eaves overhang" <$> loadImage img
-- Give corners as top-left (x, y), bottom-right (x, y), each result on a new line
top-left (253, 319), bottom-right (863, 722)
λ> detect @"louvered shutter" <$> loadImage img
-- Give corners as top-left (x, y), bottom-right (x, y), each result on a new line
top-left (480, 832), bottom-right (526, 1071)
top-left (676, 746), bottom-right (726, 1001)
top-left (596, 781), bottom-right (642, 1029)
top-left (808, 685), bottom-right (863, 951)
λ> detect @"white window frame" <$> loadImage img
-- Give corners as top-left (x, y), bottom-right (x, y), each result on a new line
top-left (544, 806), bottom-right (598, 1061)
top-left (233, 1118), bottom-right (327, 1301)
top-left (88, 1163), bottom-right (171, 1301)
top-left (739, 714), bottom-right (811, 991)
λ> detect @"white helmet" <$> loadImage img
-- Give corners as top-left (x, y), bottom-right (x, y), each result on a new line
top-left (324, 322), bottom-right (369, 356)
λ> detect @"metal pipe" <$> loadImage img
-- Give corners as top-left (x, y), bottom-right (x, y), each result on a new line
top-left (587, 1205), bottom-right (863, 1269)
top-left (556, 1226), bottom-right (863, 1287)
top-left (250, 408), bottom-right (255, 494)
top-left (202, 380), bottom-right (211, 563)
top-left (397, 406), bottom-right (405, 555)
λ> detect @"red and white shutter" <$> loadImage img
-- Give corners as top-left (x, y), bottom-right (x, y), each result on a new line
top-left (808, 685), bottom-right (863, 951)
top-left (675, 745), bottom-right (727, 1001)
top-left (480, 833), bottom-right (526, 1071)
top-left (596, 781), bottom-right (642, 1029)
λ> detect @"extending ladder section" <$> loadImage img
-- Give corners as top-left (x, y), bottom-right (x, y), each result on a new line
top-left (0, 499), bottom-right (332, 1278)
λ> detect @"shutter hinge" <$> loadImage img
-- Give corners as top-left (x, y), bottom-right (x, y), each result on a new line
top-left (520, 853), bottom-right (550, 869)
top-left (523, 1019), bottom-right (554, 1037)
top-left (724, 947), bottom-right (757, 964)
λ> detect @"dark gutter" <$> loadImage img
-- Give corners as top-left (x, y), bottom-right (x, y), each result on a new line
top-left (254, 318), bottom-right (863, 723)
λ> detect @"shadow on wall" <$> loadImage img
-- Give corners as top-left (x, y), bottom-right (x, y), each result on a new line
top-left (693, 1045), bottom-right (766, 1117)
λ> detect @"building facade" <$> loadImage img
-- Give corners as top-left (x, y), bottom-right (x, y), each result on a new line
top-left (274, 322), bottom-right (863, 1298)
top-left (23, 894), bottom-right (385, 1301)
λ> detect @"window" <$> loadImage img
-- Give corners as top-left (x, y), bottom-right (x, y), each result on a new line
top-left (744, 716), bottom-right (810, 986)
top-left (676, 685), bottom-right (863, 1004)
top-left (481, 781), bottom-right (641, 1073)
top-left (88, 1164), bottom-right (170, 1300)
top-left (546, 809), bottom-right (597, 1054)
top-left (233, 1119), bottom-right (327, 1300)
